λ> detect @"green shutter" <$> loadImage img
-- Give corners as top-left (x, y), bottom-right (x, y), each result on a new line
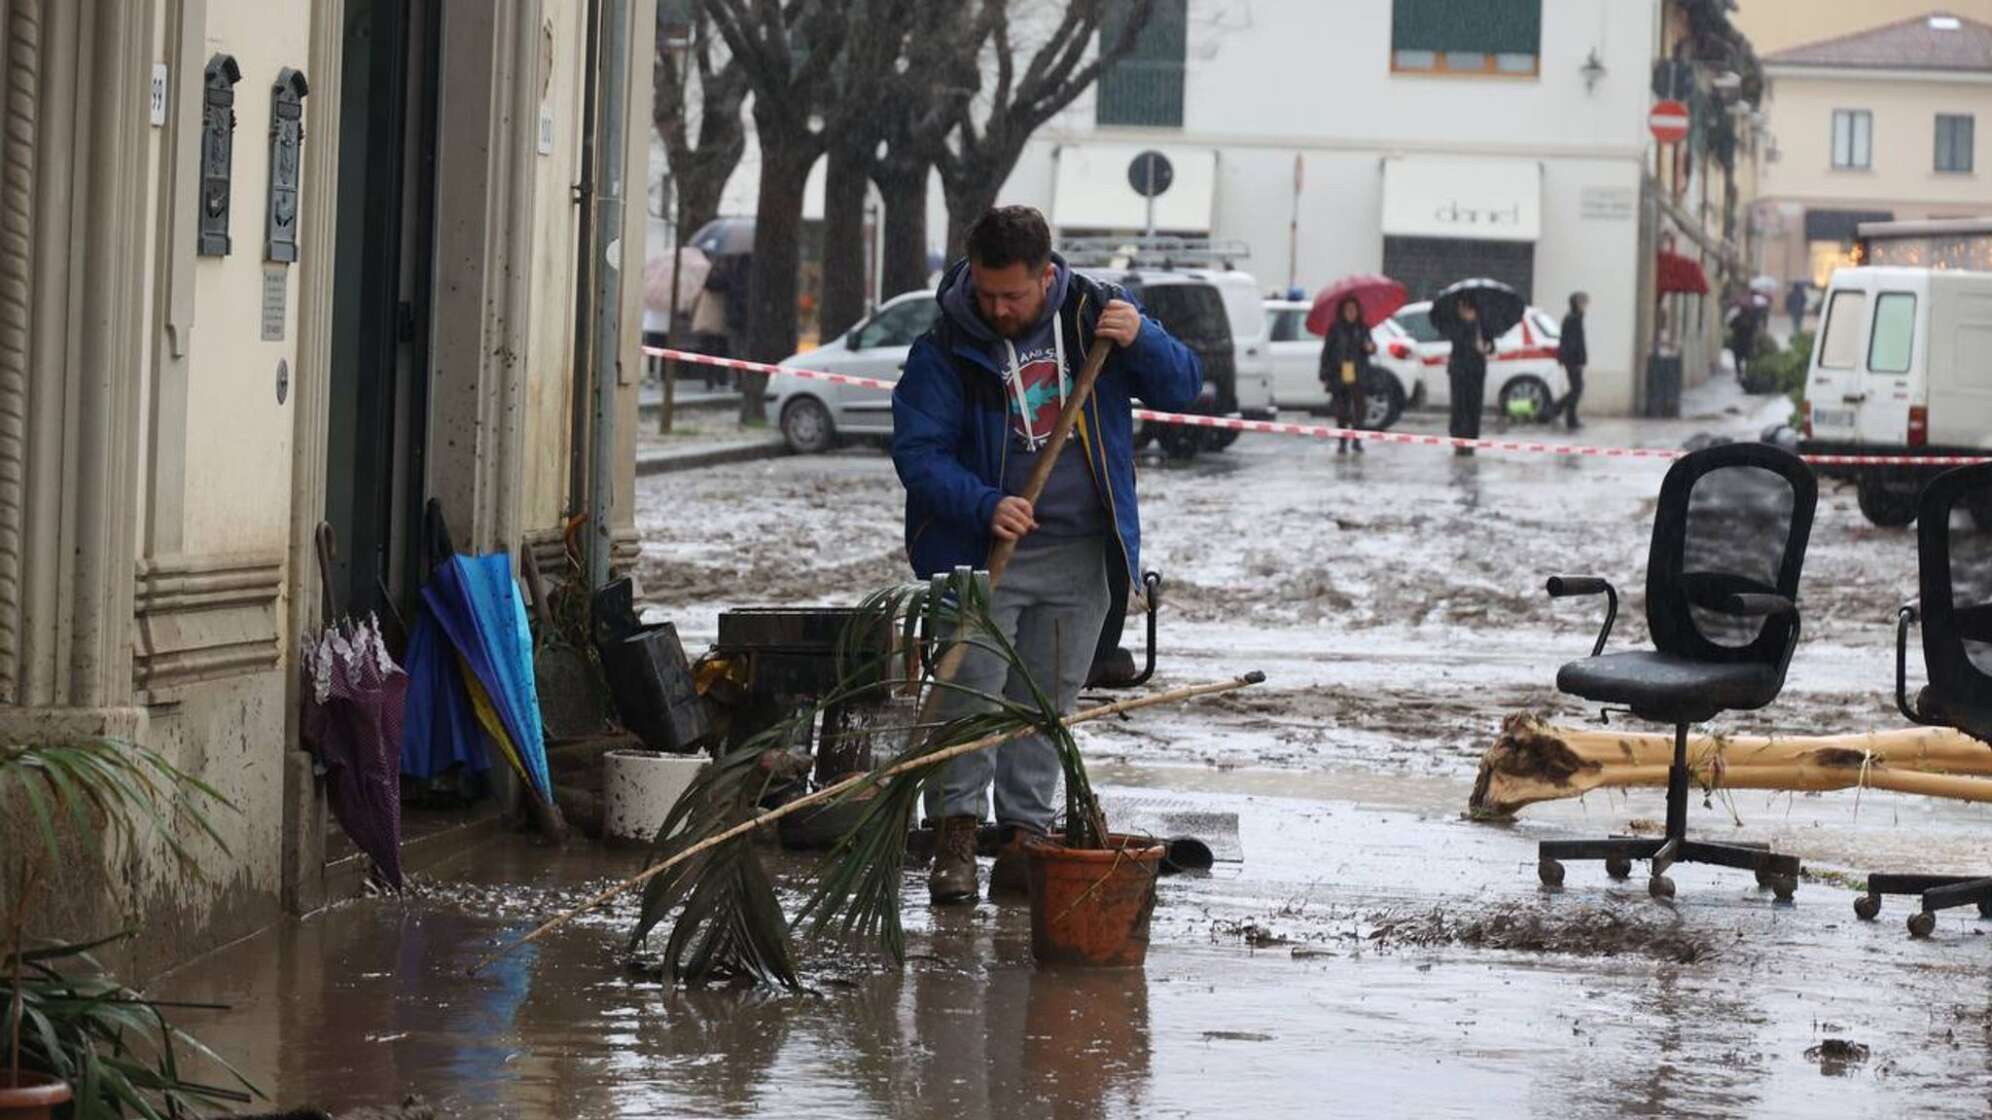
top-left (1392, 0), bottom-right (1541, 56)
top-left (1099, 0), bottom-right (1187, 127)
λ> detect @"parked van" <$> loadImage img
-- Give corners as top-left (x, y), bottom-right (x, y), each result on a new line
top-left (1800, 265), bottom-right (1992, 526)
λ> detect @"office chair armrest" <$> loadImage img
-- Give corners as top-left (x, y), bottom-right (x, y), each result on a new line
top-left (1546, 576), bottom-right (1617, 658)
top-left (1896, 604), bottom-right (1933, 727)
top-left (1722, 592), bottom-right (1798, 619)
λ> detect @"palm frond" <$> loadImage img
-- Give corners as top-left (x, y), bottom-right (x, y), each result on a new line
top-left (0, 737), bottom-right (237, 880)
top-left (2, 935), bottom-right (260, 1115)
top-left (631, 569), bottom-right (1113, 985)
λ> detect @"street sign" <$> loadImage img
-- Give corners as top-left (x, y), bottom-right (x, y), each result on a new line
top-left (1649, 100), bottom-right (1690, 144)
top-left (1128, 150), bottom-right (1174, 198)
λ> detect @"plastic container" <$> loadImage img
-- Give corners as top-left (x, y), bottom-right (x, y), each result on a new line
top-left (1023, 833), bottom-right (1166, 967)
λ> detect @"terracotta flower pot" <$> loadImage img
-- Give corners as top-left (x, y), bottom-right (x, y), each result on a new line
top-left (0, 1071), bottom-right (72, 1120)
top-left (1023, 833), bottom-right (1165, 967)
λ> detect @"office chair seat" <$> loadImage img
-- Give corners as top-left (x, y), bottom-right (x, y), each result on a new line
top-left (1558, 651), bottom-right (1782, 725)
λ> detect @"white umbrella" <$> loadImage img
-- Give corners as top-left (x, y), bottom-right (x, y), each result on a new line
top-left (645, 245), bottom-right (711, 315)
top-left (1749, 274), bottom-right (1780, 294)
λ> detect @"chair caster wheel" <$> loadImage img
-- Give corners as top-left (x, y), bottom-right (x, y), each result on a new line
top-left (1854, 895), bottom-right (1881, 921)
top-left (1538, 858), bottom-right (1565, 888)
top-left (1648, 874), bottom-right (1675, 900)
top-left (1767, 874), bottom-right (1797, 903)
top-left (1908, 911), bottom-right (1937, 939)
top-left (1604, 857), bottom-right (1632, 880)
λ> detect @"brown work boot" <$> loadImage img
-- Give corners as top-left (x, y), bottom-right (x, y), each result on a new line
top-left (988, 825), bottom-right (1045, 898)
top-left (928, 815), bottom-right (981, 905)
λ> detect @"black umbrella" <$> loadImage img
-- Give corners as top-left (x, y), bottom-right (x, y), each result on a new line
top-left (301, 523), bottom-right (407, 889)
top-left (690, 216), bottom-right (755, 257)
top-left (1430, 278), bottom-right (1526, 340)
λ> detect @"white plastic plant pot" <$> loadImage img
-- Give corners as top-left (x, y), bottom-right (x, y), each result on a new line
top-left (603, 749), bottom-right (707, 847)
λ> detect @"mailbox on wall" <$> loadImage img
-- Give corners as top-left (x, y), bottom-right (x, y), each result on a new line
top-left (266, 67), bottom-right (308, 263)
top-left (198, 54), bottom-right (241, 257)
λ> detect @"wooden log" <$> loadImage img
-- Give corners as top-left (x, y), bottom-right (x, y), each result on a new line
top-left (1470, 714), bottom-right (1992, 818)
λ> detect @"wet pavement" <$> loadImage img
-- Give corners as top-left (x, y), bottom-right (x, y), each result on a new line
top-left (157, 380), bottom-right (1992, 1116)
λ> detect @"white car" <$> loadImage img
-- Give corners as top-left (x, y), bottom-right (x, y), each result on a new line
top-left (1263, 299), bottom-right (1417, 429)
top-left (1392, 300), bottom-right (1569, 420)
top-left (770, 291), bottom-right (938, 453)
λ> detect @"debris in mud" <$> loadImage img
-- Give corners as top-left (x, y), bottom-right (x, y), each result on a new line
top-left (1212, 919), bottom-right (1292, 948)
top-left (1202, 1030), bottom-right (1276, 1043)
top-left (1805, 1039), bottom-right (1871, 1076)
top-left (1361, 902), bottom-right (1718, 964)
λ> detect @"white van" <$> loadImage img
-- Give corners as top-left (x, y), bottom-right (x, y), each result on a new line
top-left (1801, 266), bottom-right (1992, 526)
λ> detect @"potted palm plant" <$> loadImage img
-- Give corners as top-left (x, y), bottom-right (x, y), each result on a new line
top-left (1, 737), bottom-right (259, 1117)
top-left (625, 572), bottom-right (1245, 985)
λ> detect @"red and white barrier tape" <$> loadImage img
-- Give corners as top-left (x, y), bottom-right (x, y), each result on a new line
top-left (643, 346), bottom-right (1991, 469)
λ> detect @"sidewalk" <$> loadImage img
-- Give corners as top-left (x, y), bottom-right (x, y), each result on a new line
top-left (634, 413), bottom-right (789, 476)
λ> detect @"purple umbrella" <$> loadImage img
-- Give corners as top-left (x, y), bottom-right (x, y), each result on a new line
top-left (301, 524), bottom-right (407, 889)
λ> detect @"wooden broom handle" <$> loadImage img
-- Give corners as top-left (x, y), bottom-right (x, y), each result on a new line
top-left (985, 338), bottom-right (1112, 586)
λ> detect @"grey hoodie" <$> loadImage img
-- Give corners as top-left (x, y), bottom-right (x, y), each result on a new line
top-left (936, 255), bottom-right (1107, 544)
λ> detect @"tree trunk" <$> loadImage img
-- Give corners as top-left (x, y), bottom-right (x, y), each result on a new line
top-left (942, 172), bottom-right (1003, 262)
top-left (874, 158), bottom-right (931, 299)
top-left (740, 132), bottom-right (818, 424)
top-left (1469, 713), bottom-right (1992, 819)
top-left (818, 144), bottom-right (871, 342)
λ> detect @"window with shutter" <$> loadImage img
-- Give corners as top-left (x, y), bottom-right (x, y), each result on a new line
top-left (1097, 0), bottom-right (1189, 128)
top-left (1391, 0), bottom-right (1541, 77)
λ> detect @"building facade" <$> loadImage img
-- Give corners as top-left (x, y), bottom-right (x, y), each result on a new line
top-left (0, 0), bottom-right (649, 977)
top-left (1752, 12), bottom-right (1992, 289)
top-left (984, 0), bottom-right (1759, 414)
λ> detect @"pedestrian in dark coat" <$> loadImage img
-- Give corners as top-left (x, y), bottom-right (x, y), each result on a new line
top-left (1784, 280), bottom-right (1808, 338)
top-left (1318, 296), bottom-right (1375, 454)
top-left (1445, 298), bottom-right (1494, 456)
top-left (1556, 291), bottom-right (1588, 431)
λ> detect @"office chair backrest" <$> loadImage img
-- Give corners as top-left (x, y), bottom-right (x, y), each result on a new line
top-left (1916, 463), bottom-right (1992, 734)
top-left (1647, 443), bottom-right (1817, 667)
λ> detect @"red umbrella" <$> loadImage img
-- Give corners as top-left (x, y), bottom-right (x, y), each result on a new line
top-left (1657, 249), bottom-right (1709, 295)
top-left (1307, 274), bottom-right (1409, 333)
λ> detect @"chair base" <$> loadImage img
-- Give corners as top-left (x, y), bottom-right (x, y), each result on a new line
top-left (1855, 873), bottom-right (1992, 938)
top-left (1535, 722), bottom-right (1801, 901)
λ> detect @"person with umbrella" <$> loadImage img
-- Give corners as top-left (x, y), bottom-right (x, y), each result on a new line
top-left (1305, 275), bottom-right (1408, 457)
top-left (1444, 298), bottom-right (1494, 455)
top-left (1319, 297), bottom-right (1376, 454)
top-left (1431, 278), bottom-right (1523, 457)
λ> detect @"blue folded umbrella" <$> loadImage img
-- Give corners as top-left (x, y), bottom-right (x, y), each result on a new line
top-left (420, 552), bottom-right (554, 806)
top-left (400, 609), bottom-right (493, 783)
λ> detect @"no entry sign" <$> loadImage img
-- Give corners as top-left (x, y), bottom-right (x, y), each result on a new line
top-left (1649, 99), bottom-right (1690, 144)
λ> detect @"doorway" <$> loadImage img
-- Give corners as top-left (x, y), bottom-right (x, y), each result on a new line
top-left (325, 0), bottom-right (438, 629)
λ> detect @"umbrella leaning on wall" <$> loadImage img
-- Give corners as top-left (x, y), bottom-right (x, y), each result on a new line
top-left (407, 501), bottom-right (563, 839)
top-left (301, 523), bottom-right (408, 890)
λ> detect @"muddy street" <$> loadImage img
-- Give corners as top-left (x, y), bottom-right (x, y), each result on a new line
top-left (150, 381), bottom-right (1992, 1118)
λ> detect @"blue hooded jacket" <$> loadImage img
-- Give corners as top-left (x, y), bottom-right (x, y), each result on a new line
top-left (890, 255), bottom-right (1205, 589)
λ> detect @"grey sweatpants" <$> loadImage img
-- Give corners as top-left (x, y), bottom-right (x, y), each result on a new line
top-left (924, 535), bottom-right (1112, 832)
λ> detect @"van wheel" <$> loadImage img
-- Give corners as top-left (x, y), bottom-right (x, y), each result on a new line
top-left (1204, 428), bottom-right (1241, 452)
top-left (780, 396), bottom-right (836, 455)
top-left (1134, 422), bottom-right (1157, 451)
top-left (1157, 423), bottom-right (1202, 460)
top-left (1856, 473), bottom-right (1920, 528)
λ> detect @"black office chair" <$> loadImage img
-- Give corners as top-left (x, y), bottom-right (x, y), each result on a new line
top-left (1539, 443), bottom-right (1817, 900)
top-left (1854, 462), bottom-right (1992, 937)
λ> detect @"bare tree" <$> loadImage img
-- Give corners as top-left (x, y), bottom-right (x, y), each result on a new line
top-left (815, 7), bottom-right (924, 340)
top-left (704, 0), bottom-right (912, 423)
top-left (654, 6), bottom-right (749, 244)
top-left (930, 0), bottom-right (1159, 255)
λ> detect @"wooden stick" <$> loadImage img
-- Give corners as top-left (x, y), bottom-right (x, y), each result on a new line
top-left (466, 670), bottom-right (1265, 975)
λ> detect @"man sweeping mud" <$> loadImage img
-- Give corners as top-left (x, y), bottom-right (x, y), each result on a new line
top-left (891, 206), bottom-right (1203, 904)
